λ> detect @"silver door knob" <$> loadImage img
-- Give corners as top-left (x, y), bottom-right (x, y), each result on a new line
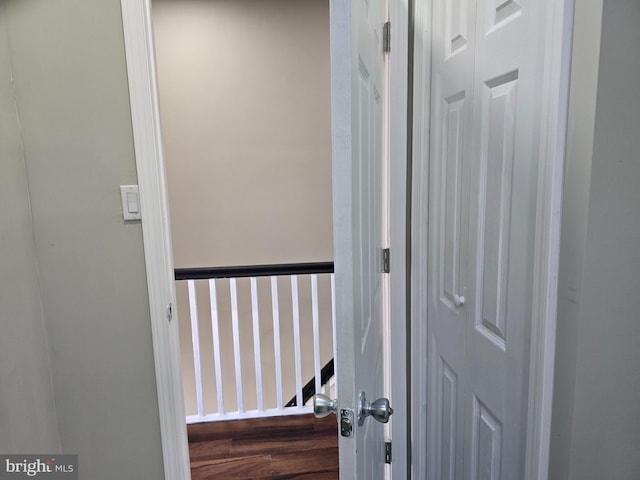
top-left (313, 393), bottom-right (337, 418)
top-left (358, 391), bottom-right (393, 426)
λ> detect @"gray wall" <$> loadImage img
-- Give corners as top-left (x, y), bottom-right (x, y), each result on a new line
top-left (3, 1), bottom-right (165, 478)
top-left (551, 0), bottom-right (640, 478)
top-left (0, 3), bottom-right (60, 454)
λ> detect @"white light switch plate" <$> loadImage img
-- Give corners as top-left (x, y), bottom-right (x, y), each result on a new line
top-left (120, 185), bottom-right (141, 221)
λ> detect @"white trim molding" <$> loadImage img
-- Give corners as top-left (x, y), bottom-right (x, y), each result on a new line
top-left (388, 0), bottom-right (410, 478)
top-left (410, 0), bottom-right (432, 477)
top-left (120, 1), bottom-right (191, 479)
top-left (524, 0), bottom-right (575, 478)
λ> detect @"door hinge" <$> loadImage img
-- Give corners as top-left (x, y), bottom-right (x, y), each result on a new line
top-left (383, 21), bottom-right (391, 54)
top-left (385, 441), bottom-right (392, 464)
top-left (382, 248), bottom-right (390, 273)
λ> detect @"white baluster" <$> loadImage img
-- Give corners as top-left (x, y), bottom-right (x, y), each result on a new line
top-left (271, 276), bottom-right (283, 410)
top-left (291, 276), bottom-right (303, 408)
top-left (188, 280), bottom-right (205, 419)
top-left (311, 274), bottom-right (321, 395)
top-left (230, 279), bottom-right (244, 413)
top-left (250, 277), bottom-right (263, 412)
top-left (209, 279), bottom-right (224, 415)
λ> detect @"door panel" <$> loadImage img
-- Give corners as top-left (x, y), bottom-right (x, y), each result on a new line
top-left (427, 0), bottom-right (476, 477)
top-left (330, 0), bottom-right (388, 476)
top-left (475, 72), bottom-right (518, 348)
top-left (465, 1), bottom-right (545, 477)
top-left (427, 0), bottom-right (549, 478)
top-left (354, 0), bottom-right (387, 476)
top-left (471, 396), bottom-right (502, 480)
top-left (355, 40), bottom-right (385, 478)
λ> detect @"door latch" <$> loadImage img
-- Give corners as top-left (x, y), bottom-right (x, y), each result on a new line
top-left (340, 409), bottom-right (354, 438)
top-left (313, 393), bottom-right (354, 438)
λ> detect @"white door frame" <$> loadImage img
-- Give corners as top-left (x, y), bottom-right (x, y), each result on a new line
top-left (410, 0), bottom-right (575, 478)
top-left (120, 2), bottom-right (191, 478)
top-left (388, 0), bottom-right (410, 478)
top-left (120, 0), bottom-right (410, 478)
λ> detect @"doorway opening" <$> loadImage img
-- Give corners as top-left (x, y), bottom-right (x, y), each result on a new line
top-left (151, 0), bottom-right (338, 477)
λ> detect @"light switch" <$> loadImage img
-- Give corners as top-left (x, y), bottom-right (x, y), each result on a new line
top-left (120, 185), bottom-right (142, 221)
top-left (126, 192), bottom-right (139, 213)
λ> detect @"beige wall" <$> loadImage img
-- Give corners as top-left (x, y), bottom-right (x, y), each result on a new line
top-left (3, 0), bottom-right (165, 477)
top-left (153, 0), bottom-right (333, 268)
top-left (551, 1), bottom-right (640, 478)
top-left (152, 0), bottom-right (334, 416)
top-left (0, 3), bottom-right (60, 453)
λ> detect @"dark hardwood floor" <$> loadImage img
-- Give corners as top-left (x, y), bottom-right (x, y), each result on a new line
top-left (187, 414), bottom-right (339, 479)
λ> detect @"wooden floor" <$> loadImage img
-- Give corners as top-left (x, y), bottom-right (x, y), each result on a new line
top-left (187, 414), bottom-right (339, 479)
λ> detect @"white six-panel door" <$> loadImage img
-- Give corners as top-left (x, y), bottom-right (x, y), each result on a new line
top-left (419, 0), bottom-right (565, 478)
top-left (330, 0), bottom-right (389, 477)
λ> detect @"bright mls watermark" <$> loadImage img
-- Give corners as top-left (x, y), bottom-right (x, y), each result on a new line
top-left (0, 456), bottom-right (77, 480)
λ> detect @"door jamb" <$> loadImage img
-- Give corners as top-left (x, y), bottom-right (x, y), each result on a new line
top-left (409, 0), bottom-right (433, 477)
top-left (524, 1), bottom-right (574, 476)
top-left (120, 2), bottom-right (191, 479)
top-left (388, 0), bottom-right (410, 478)
top-left (409, 0), bottom-right (575, 478)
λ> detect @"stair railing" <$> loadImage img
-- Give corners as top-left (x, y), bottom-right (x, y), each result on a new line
top-left (175, 262), bottom-right (336, 423)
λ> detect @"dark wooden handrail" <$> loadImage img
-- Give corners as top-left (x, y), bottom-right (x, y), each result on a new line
top-left (285, 358), bottom-right (335, 408)
top-left (175, 261), bottom-right (334, 281)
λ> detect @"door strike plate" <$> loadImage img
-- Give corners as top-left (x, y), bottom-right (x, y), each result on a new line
top-left (340, 409), bottom-right (354, 438)
top-left (385, 441), bottom-right (392, 463)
